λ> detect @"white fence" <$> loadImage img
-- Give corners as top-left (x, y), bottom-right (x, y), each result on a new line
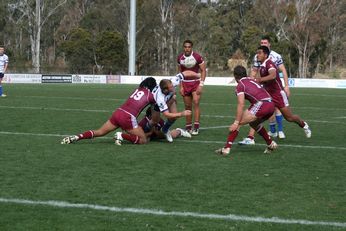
top-left (3, 74), bottom-right (346, 89)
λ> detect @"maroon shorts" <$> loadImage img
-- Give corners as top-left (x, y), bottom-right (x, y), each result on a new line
top-left (109, 108), bottom-right (138, 130)
top-left (270, 90), bottom-right (289, 108)
top-left (248, 101), bottom-right (275, 120)
top-left (182, 80), bottom-right (200, 96)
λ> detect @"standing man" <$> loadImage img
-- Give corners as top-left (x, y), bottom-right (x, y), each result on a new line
top-left (215, 65), bottom-right (277, 155)
top-left (239, 35), bottom-right (289, 145)
top-left (254, 46), bottom-right (311, 138)
top-left (177, 39), bottom-right (206, 135)
top-left (0, 45), bottom-right (9, 97)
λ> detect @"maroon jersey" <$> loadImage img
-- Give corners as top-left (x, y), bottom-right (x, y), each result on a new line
top-left (259, 58), bottom-right (284, 95)
top-left (119, 87), bottom-right (155, 117)
top-left (177, 51), bottom-right (204, 74)
top-left (236, 77), bottom-right (272, 104)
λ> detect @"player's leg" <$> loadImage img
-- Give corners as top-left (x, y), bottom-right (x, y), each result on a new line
top-left (279, 106), bottom-right (311, 138)
top-left (0, 76), bottom-right (6, 97)
top-left (191, 91), bottom-right (201, 135)
top-left (161, 97), bottom-right (178, 142)
top-left (275, 108), bottom-right (285, 138)
top-left (120, 126), bottom-right (148, 145)
top-left (268, 113), bottom-right (277, 137)
top-left (61, 120), bottom-right (117, 144)
top-left (183, 95), bottom-right (193, 132)
top-left (216, 110), bottom-right (256, 155)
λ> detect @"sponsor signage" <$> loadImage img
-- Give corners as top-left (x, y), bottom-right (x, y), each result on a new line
top-left (42, 75), bottom-right (72, 83)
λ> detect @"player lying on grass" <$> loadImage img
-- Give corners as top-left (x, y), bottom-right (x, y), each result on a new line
top-left (114, 106), bottom-right (191, 145)
top-left (61, 77), bottom-right (158, 145)
top-left (215, 65), bottom-right (278, 155)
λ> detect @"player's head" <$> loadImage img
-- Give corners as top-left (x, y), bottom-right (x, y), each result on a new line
top-left (233, 65), bottom-right (247, 81)
top-left (159, 79), bottom-right (173, 95)
top-left (260, 35), bottom-right (271, 48)
top-left (140, 77), bottom-right (157, 91)
top-left (256, 46), bottom-right (270, 62)
top-left (183, 40), bottom-right (193, 56)
top-left (0, 45), bottom-right (4, 55)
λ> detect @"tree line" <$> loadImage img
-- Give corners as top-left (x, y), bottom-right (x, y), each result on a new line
top-left (0, 0), bottom-right (345, 78)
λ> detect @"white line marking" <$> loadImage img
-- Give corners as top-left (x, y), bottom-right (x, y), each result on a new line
top-left (0, 131), bottom-right (345, 151)
top-left (0, 198), bottom-right (345, 228)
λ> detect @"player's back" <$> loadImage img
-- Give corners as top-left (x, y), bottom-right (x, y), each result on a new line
top-left (237, 77), bottom-right (271, 104)
top-left (120, 87), bottom-right (155, 117)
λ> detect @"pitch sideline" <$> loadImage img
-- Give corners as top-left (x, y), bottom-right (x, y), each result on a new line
top-left (0, 197), bottom-right (345, 228)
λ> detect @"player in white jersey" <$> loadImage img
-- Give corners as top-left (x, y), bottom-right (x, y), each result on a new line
top-left (239, 36), bottom-right (289, 145)
top-left (0, 46), bottom-right (9, 97)
top-left (150, 77), bottom-right (191, 142)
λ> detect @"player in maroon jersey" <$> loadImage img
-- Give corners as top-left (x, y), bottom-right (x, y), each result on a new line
top-left (254, 46), bottom-right (311, 138)
top-left (177, 39), bottom-right (207, 135)
top-left (61, 77), bottom-right (157, 145)
top-left (215, 65), bottom-right (277, 155)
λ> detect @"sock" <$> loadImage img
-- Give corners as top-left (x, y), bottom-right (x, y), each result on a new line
top-left (256, 126), bottom-right (272, 145)
top-left (0, 85), bottom-right (2, 96)
top-left (121, 133), bottom-right (140, 144)
top-left (247, 135), bottom-right (255, 140)
top-left (276, 114), bottom-right (284, 132)
top-left (269, 122), bottom-right (276, 133)
top-left (225, 130), bottom-right (239, 148)
top-left (299, 120), bottom-right (306, 128)
top-left (143, 120), bottom-right (152, 133)
top-left (78, 130), bottom-right (94, 140)
top-left (162, 120), bottom-right (174, 134)
top-left (185, 123), bottom-right (192, 131)
top-left (194, 122), bottom-right (200, 130)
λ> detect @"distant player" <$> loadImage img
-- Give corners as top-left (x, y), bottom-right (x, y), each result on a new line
top-left (61, 77), bottom-right (157, 145)
top-left (177, 39), bottom-right (207, 135)
top-left (215, 65), bottom-right (277, 155)
top-left (0, 45), bottom-right (9, 97)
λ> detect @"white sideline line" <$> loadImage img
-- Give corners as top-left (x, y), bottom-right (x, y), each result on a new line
top-left (0, 198), bottom-right (345, 228)
top-left (0, 131), bottom-right (346, 151)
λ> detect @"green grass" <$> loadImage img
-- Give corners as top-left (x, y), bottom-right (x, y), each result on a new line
top-left (0, 84), bottom-right (345, 230)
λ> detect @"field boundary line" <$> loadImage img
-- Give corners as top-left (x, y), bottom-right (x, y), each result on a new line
top-left (0, 197), bottom-right (345, 228)
top-left (1, 131), bottom-right (346, 151)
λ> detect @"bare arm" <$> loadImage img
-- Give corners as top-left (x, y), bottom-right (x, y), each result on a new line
top-left (256, 69), bottom-right (276, 83)
top-left (162, 110), bottom-right (191, 120)
top-left (278, 63), bottom-right (290, 97)
top-left (229, 94), bottom-right (245, 132)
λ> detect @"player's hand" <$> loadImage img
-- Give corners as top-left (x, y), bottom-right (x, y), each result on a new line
top-left (196, 85), bottom-right (203, 95)
top-left (179, 87), bottom-right (184, 97)
top-left (255, 77), bottom-right (261, 83)
top-left (181, 110), bottom-right (192, 117)
top-left (229, 123), bottom-right (239, 132)
top-left (284, 86), bottom-right (290, 97)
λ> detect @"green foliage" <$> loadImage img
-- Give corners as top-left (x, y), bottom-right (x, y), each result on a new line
top-left (95, 31), bottom-right (127, 74)
top-left (61, 28), bottom-right (94, 73)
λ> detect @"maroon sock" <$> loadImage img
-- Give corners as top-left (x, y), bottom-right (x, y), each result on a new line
top-left (121, 133), bottom-right (140, 144)
top-left (185, 124), bottom-right (192, 131)
top-left (225, 130), bottom-right (239, 148)
top-left (247, 135), bottom-right (255, 140)
top-left (299, 120), bottom-right (305, 128)
top-left (194, 122), bottom-right (200, 130)
top-left (256, 127), bottom-right (272, 145)
top-left (78, 130), bottom-right (94, 140)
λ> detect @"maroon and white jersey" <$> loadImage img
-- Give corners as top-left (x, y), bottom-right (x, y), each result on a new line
top-left (236, 77), bottom-right (272, 104)
top-left (119, 87), bottom-right (155, 117)
top-left (177, 51), bottom-right (204, 75)
top-left (259, 58), bottom-right (284, 95)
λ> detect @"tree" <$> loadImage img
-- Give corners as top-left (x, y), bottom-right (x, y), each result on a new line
top-left (8, 0), bottom-right (67, 73)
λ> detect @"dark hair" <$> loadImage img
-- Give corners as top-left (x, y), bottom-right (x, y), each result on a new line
top-left (139, 77), bottom-right (157, 91)
top-left (261, 35), bottom-right (271, 42)
top-left (183, 39), bottom-right (193, 47)
top-left (233, 65), bottom-right (247, 80)
top-left (258, 45), bottom-right (270, 56)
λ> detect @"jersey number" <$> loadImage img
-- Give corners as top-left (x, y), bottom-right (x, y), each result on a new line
top-left (130, 89), bottom-right (145, 100)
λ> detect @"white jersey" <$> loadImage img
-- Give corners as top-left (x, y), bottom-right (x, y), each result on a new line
top-left (0, 54), bottom-right (9, 73)
top-left (152, 74), bottom-right (182, 112)
top-left (253, 50), bottom-right (283, 68)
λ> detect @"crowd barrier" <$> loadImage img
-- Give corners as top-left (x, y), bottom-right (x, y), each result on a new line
top-left (3, 74), bottom-right (346, 89)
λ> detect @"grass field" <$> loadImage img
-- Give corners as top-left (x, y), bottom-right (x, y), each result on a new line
top-left (0, 83), bottom-right (345, 230)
